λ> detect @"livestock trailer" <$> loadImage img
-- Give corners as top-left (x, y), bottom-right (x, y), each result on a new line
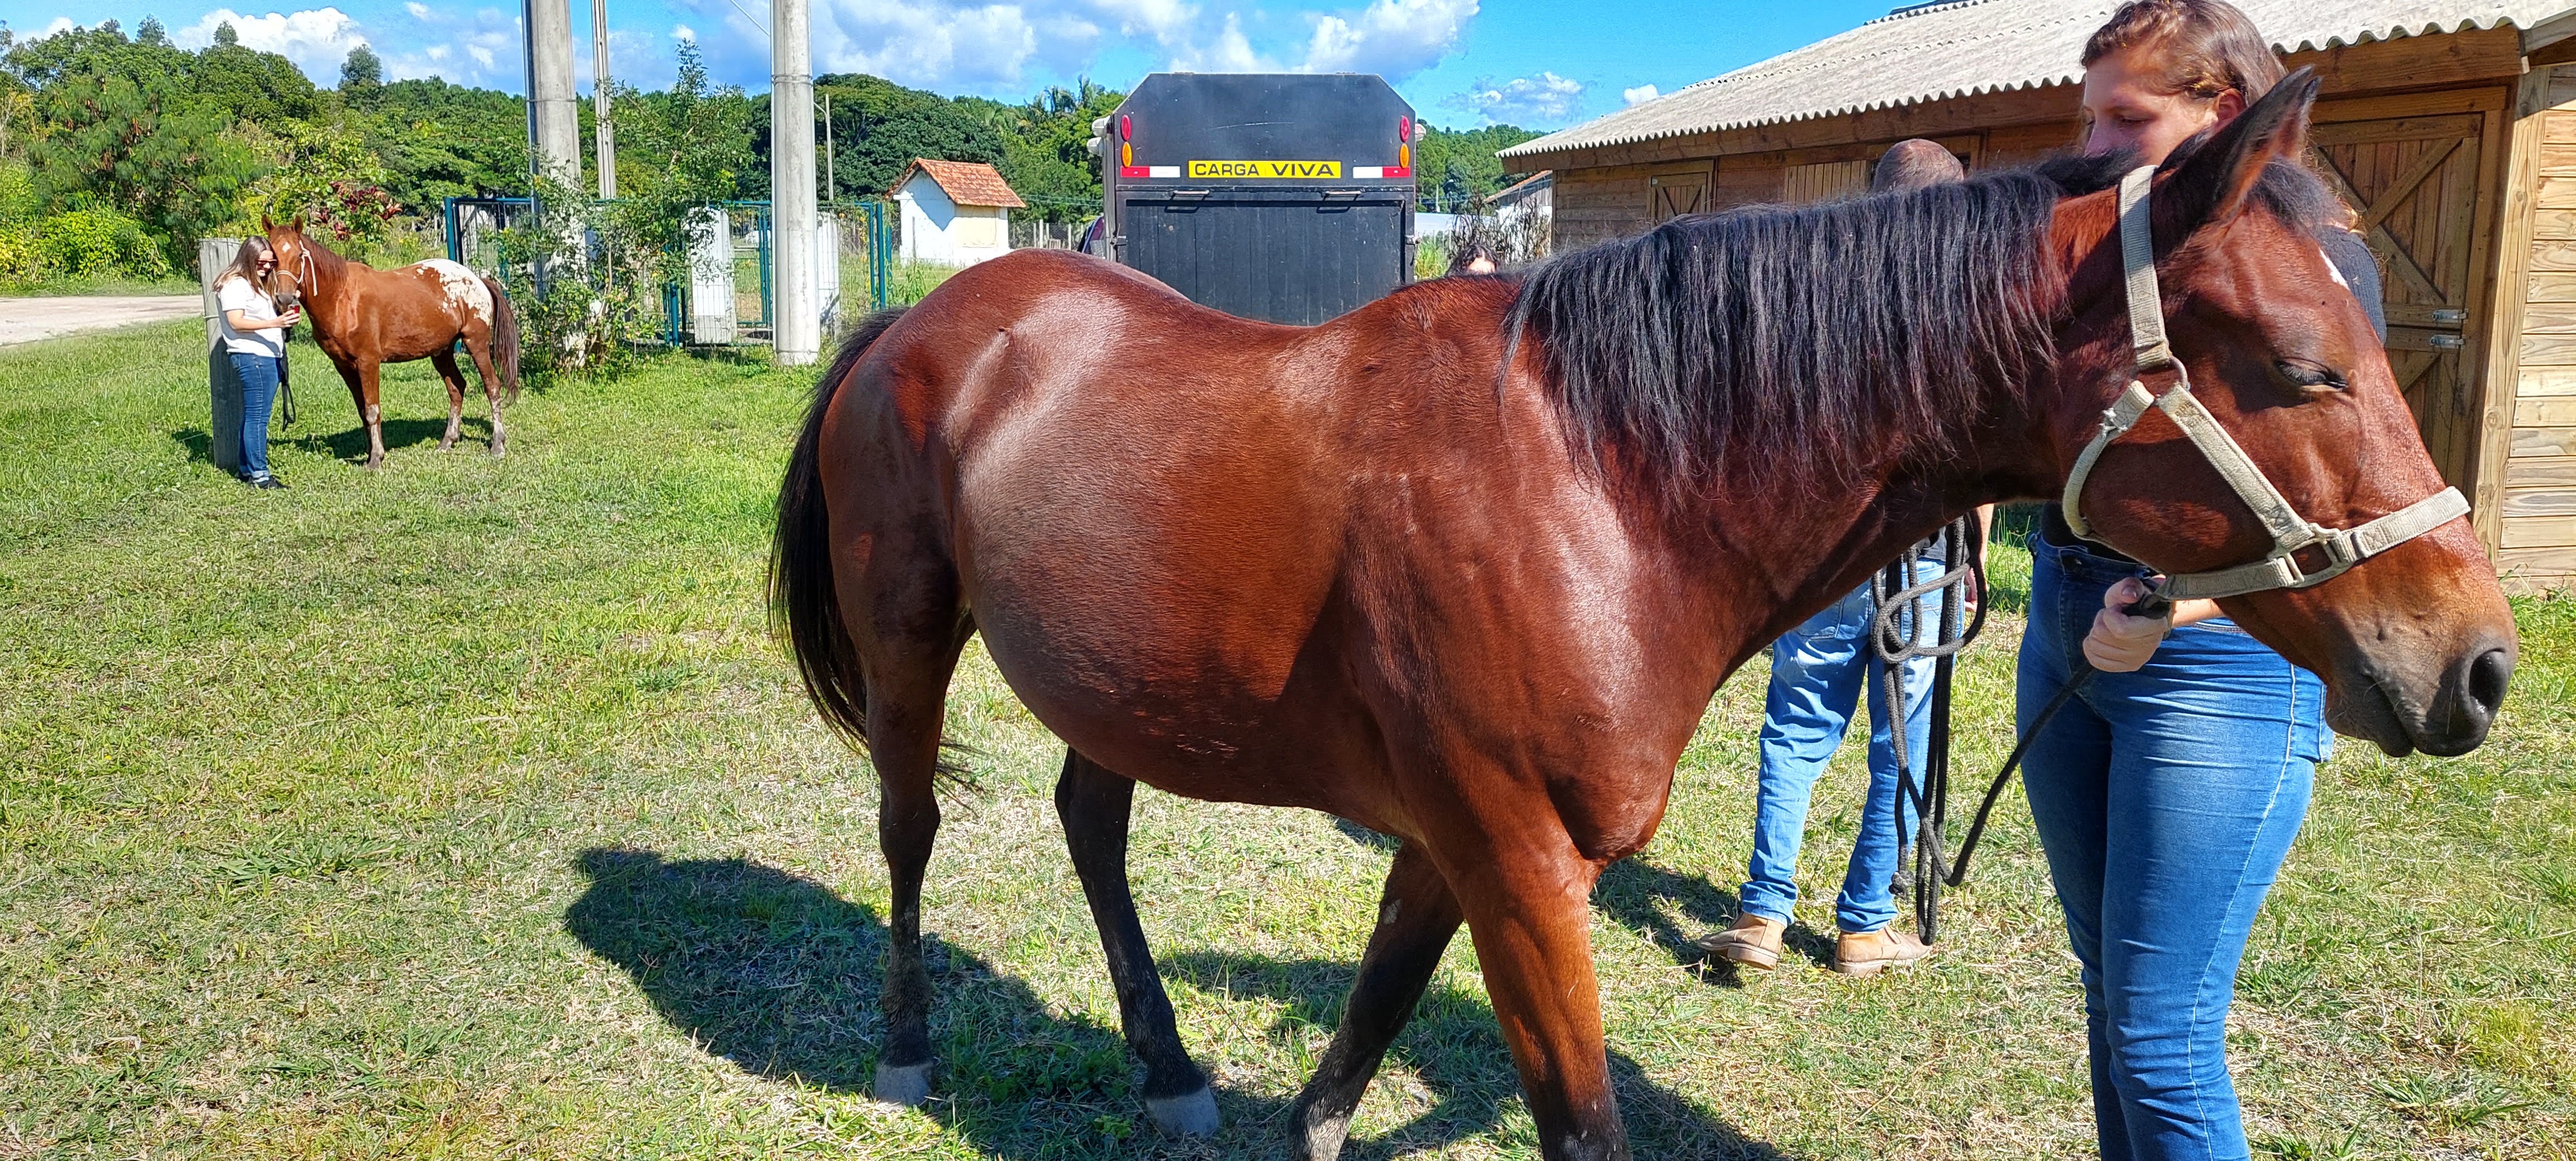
top-left (1096, 73), bottom-right (1419, 324)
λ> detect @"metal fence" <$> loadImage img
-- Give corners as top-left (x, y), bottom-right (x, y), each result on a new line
top-left (440, 196), bottom-right (893, 348)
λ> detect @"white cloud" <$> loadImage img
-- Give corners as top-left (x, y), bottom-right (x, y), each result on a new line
top-left (41, 16), bottom-right (77, 36)
top-left (811, 0), bottom-right (1061, 91)
top-left (379, 5), bottom-right (523, 88)
top-left (1447, 71), bottom-right (1582, 125)
top-left (791, 0), bottom-right (1472, 94)
top-left (177, 7), bottom-right (370, 82)
top-left (1301, 0), bottom-right (1474, 76)
top-left (165, 4), bottom-right (523, 90)
top-left (1622, 82), bottom-right (1658, 105)
top-left (672, 23), bottom-right (697, 42)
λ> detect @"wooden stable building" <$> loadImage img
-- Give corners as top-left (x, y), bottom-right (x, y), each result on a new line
top-left (1503, 0), bottom-right (2576, 588)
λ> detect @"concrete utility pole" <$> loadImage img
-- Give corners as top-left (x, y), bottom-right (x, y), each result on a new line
top-left (525, 0), bottom-right (580, 187)
top-left (592, 0), bottom-right (615, 198)
top-left (770, 0), bottom-right (818, 365)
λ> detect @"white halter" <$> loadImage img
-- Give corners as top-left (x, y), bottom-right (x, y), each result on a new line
top-left (2057, 165), bottom-right (2469, 602)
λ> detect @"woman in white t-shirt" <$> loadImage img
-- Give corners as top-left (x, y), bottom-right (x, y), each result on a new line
top-left (214, 238), bottom-right (301, 489)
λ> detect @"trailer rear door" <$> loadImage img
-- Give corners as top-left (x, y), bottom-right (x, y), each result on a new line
top-left (1121, 189), bottom-right (1408, 324)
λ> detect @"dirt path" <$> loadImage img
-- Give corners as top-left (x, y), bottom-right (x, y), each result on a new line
top-left (0, 295), bottom-right (202, 346)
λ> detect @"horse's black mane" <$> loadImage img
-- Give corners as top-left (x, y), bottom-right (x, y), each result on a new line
top-left (1509, 145), bottom-right (2336, 497)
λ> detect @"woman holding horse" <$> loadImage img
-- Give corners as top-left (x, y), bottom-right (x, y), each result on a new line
top-left (2021, 3), bottom-right (2389, 1157)
top-left (214, 237), bottom-right (303, 489)
top-left (770, 55), bottom-right (2510, 1158)
top-left (259, 217), bottom-right (521, 470)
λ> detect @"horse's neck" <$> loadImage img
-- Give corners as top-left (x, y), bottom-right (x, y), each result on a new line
top-left (300, 246), bottom-right (357, 318)
top-left (1667, 397), bottom-right (2054, 672)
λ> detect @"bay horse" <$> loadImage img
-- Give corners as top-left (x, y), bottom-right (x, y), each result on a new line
top-left (260, 217), bottom-right (522, 469)
top-left (770, 74), bottom-right (2512, 1160)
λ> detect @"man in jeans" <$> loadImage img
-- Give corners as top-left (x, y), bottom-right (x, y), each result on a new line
top-left (1695, 139), bottom-right (1962, 976)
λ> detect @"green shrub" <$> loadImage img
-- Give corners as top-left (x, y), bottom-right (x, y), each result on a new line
top-left (35, 207), bottom-right (173, 279)
top-left (0, 206), bottom-right (173, 286)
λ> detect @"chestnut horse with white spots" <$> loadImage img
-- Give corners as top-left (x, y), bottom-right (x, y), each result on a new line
top-left (261, 217), bottom-right (522, 469)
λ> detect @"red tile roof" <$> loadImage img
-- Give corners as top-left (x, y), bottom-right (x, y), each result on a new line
top-left (889, 158), bottom-right (1027, 208)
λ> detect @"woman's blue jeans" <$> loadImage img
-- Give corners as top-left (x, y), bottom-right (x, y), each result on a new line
top-left (228, 352), bottom-right (281, 480)
top-left (1740, 561), bottom-right (1940, 935)
top-left (2019, 538), bottom-right (2328, 1161)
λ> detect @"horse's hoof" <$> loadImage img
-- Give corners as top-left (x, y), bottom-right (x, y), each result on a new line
top-left (873, 1061), bottom-right (933, 1106)
top-left (1145, 1085), bottom-right (1220, 1136)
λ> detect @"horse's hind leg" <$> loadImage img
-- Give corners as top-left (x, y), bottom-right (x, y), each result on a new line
top-left (1291, 840), bottom-right (1463, 1161)
top-left (1055, 752), bottom-right (1217, 1135)
top-left (430, 350), bottom-right (467, 451)
top-left (864, 625), bottom-right (972, 1106)
top-left (462, 337), bottom-right (506, 456)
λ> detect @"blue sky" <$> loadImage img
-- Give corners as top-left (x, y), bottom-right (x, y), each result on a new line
top-left (0, 0), bottom-right (1890, 130)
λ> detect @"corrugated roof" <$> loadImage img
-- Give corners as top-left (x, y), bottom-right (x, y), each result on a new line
top-left (890, 158), bottom-right (1027, 208)
top-left (1501, 0), bottom-right (2574, 159)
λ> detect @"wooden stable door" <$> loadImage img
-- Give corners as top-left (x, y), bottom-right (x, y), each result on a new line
top-left (2307, 92), bottom-right (2506, 495)
top-left (1650, 170), bottom-right (1707, 222)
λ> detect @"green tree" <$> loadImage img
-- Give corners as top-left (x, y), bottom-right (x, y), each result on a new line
top-left (1412, 122), bottom-right (1543, 212)
top-left (340, 45), bottom-right (383, 100)
top-left (135, 17), bottom-right (169, 48)
top-left (28, 69), bottom-right (255, 266)
top-left (190, 40), bottom-right (320, 123)
top-left (988, 79), bottom-right (1120, 223)
top-left (362, 77), bottom-right (529, 207)
top-left (812, 72), bottom-right (1004, 199)
top-left (3, 20), bottom-right (192, 94)
top-left (617, 39), bottom-right (758, 210)
top-left (212, 21), bottom-right (236, 47)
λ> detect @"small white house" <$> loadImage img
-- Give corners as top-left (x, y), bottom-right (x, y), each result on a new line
top-left (889, 158), bottom-right (1024, 266)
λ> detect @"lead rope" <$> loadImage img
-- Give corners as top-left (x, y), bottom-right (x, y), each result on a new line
top-left (1870, 515), bottom-right (1985, 944)
top-left (1870, 518), bottom-right (2173, 942)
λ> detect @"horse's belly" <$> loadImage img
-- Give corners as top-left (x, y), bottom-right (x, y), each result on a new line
top-left (953, 440), bottom-right (1365, 806)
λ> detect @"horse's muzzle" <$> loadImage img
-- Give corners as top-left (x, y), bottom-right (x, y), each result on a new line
top-left (2331, 635), bottom-right (2514, 758)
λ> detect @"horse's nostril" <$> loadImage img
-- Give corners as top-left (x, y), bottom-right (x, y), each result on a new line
top-left (2468, 647), bottom-right (2513, 718)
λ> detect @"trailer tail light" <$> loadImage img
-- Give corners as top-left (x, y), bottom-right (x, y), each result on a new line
top-left (1118, 113), bottom-right (1149, 179)
top-left (1385, 116), bottom-right (1413, 178)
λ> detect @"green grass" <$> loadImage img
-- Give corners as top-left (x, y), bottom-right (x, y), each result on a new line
top-left (2, 320), bottom-right (2570, 1159)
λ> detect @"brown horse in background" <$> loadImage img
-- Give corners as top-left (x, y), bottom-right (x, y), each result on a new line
top-left (261, 217), bottom-right (521, 469)
top-left (771, 76), bottom-right (2512, 1160)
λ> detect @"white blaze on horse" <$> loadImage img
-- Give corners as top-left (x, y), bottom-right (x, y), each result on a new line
top-left (261, 217), bottom-right (523, 469)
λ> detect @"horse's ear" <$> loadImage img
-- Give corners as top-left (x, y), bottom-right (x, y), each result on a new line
top-left (260, 214), bottom-right (275, 233)
top-left (2162, 66), bottom-right (2320, 235)
top-left (287, 215), bottom-right (305, 235)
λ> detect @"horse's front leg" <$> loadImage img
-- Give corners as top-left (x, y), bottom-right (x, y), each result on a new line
top-left (1441, 828), bottom-right (1627, 1160)
top-left (356, 360), bottom-right (387, 469)
top-left (430, 350), bottom-right (467, 451)
top-left (1054, 752), bottom-right (1217, 1135)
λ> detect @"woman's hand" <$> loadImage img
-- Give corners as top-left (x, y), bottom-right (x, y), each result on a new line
top-left (276, 305), bottom-right (301, 329)
top-left (2083, 576), bottom-right (2171, 672)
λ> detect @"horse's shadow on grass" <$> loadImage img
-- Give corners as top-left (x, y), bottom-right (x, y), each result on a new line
top-left (565, 848), bottom-right (1794, 1159)
top-left (1335, 821), bottom-right (1838, 976)
top-left (1160, 949), bottom-right (1792, 1160)
top-left (1593, 857), bottom-right (1840, 975)
top-left (168, 417), bottom-right (479, 469)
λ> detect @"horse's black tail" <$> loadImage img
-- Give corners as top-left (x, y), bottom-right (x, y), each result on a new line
top-left (769, 308), bottom-right (911, 758)
top-left (482, 276), bottom-right (523, 403)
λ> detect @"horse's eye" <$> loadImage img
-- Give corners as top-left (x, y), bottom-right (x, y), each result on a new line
top-left (2275, 359), bottom-right (2345, 392)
